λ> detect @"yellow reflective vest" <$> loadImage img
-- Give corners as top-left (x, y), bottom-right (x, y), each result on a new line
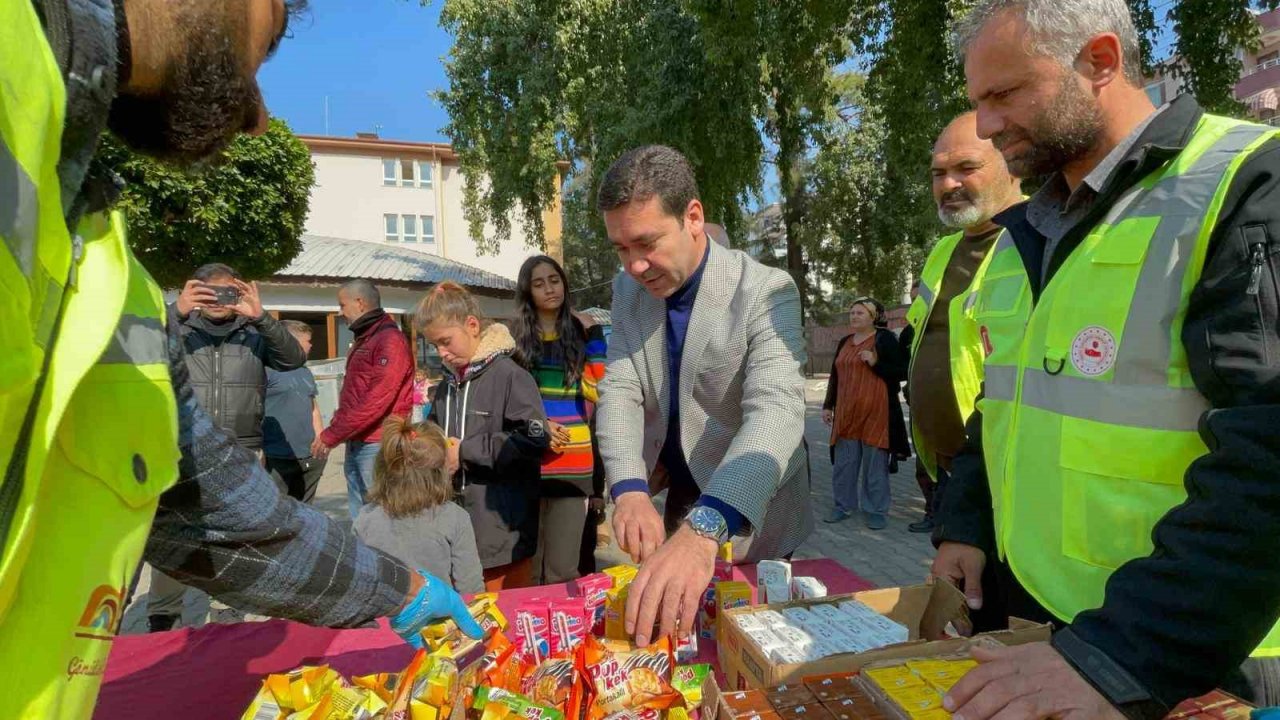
top-left (972, 113), bottom-right (1280, 657)
top-left (0, 2), bottom-right (180, 716)
top-left (904, 231), bottom-right (997, 480)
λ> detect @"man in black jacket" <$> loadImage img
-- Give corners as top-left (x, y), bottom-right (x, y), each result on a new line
top-left (148, 261), bottom-right (306, 631)
top-left (933, 0), bottom-right (1280, 717)
top-left (171, 262), bottom-right (308, 450)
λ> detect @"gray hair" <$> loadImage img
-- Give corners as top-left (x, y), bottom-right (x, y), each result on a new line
top-left (951, 0), bottom-right (1142, 84)
top-left (340, 278), bottom-right (382, 308)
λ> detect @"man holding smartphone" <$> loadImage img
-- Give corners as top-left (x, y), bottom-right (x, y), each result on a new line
top-left (149, 262), bottom-right (308, 631)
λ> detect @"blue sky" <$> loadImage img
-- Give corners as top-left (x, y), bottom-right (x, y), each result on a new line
top-left (258, 1), bottom-right (455, 143)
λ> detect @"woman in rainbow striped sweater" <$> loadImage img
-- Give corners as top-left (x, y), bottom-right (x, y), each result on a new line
top-left (512, 255), bottom-right (609, 584)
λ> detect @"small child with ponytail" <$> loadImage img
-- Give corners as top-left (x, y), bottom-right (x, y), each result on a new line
top-left (353, 416), bottom-right (484, 594)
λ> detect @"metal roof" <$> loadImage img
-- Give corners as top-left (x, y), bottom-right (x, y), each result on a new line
top-left (275, 235), bottom-right (515, 291)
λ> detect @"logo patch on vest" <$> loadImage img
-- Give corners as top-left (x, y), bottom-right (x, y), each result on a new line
top-left (1070, 326), bottom-right (1118, 376)
top-left (76, 584), bottom-right (126, 642)
top-left (980, 326), bottom-right (993, 357)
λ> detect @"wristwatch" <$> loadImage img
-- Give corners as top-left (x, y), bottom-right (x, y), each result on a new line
top-left (684, 505), bottom-right (730, 544)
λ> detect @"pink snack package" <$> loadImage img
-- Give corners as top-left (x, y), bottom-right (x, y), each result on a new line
top-left (574, 573), bottom-right (614, 636)
top-left (697, 561), bottom-right (735, 640)
top-left (514, 599), bottom-right (551, 663)
top-left (549, 597), bottom-right (589, 655)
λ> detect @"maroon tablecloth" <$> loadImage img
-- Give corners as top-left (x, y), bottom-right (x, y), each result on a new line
top-left (94, 558), bottom-right (871, 720)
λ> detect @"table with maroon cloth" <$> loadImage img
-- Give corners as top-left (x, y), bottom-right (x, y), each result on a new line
top-left (94, 559), bottom-right (871, 720)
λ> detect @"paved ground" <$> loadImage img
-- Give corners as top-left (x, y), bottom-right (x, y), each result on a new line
top-left (123, 379), bottom-right (935, 633)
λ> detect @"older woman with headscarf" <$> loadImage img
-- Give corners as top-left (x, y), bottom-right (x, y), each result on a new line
top-left (821, 297), bottom-right (909, 529)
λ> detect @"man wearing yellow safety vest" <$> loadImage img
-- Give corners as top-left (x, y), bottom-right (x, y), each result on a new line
top-left (902, 112), bottom-right (1021, 540)
top-left (929, 0), bottom-right (1280, 717)
top-left (1, 2), bottom-right (481, 718)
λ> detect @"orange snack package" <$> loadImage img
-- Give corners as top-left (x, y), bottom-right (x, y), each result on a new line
top-left (520, 655), bottom-right (585, 720)
top-left (580, 635), bottom-right (682, 720)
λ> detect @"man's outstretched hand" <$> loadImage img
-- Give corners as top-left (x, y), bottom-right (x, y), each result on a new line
top-left (612, 492), bottom-right (666, 563)
top-left (624, 524), bottom-right (717, 647)
top-left (944, 643), bottom-right (1124, 720)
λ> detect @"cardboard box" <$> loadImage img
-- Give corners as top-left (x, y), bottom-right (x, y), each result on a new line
top-left (716, 582), bottom-right (1051, 689)
top-left (853, 640), bottom-right (1002, 720)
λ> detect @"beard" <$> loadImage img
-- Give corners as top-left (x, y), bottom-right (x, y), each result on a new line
top-left (107, 29), bottom-right (261, 166)
top-left (937, 188), bottom-right (989, 229)
top-left (991, 73), bottom-right (1104, 178)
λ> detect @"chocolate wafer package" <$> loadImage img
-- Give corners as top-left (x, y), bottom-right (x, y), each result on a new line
top-left (520, 655), bottom-right (586, 720)
top-left (580, 636), bottom-right (682, 720)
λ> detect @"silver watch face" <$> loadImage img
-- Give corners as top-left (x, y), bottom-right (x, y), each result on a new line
top-left (687, 506), bottom-right (727, 539)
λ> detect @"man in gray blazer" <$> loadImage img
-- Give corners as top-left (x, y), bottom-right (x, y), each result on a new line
top-left (595, 145), bottom-right (814, 646)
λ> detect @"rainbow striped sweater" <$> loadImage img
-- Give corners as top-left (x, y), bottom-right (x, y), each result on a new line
top-left (534, 324), bottom-right (608, 496)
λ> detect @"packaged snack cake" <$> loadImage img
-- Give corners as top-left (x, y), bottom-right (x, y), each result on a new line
top-left (579, 635), bottom-right (681, 720)
top-left (520, 655), bottom-right (585, 720)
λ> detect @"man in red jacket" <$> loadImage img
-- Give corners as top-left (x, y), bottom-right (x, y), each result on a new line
top-left (312, 279), bottom-right (414, 519)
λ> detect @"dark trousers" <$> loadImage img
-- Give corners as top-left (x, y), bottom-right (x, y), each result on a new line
top-left (663, 478), bottom-right (703, 536)
top-left (579, 501), bottom-right (602, 576)
top-left (266, 455), bottom-right (327, 503)
top-left (917, 452), bottom-right (954, 519)
top-left (915, 460), bottom-right (935, 518)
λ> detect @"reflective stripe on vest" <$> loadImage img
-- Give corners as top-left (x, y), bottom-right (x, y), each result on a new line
top-left (905, 231), bottom-right (997, 480)
top-left (973, 114), bottom-right (1280, 658)
top-left (0, 4), bottom-right (180, 716)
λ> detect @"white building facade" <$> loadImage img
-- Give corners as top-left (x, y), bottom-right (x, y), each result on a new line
top-left (299, 134), bottom-right (556, 281)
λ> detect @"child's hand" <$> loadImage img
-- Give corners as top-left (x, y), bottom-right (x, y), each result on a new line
top-left (547, 421), bottom-right (572, 451)
top-left (445, 438), bottom-right (460, 476)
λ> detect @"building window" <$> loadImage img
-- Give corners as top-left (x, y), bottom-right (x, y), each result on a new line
top-left (418, 160), bottom-right (434, 189)
top-left (400, 159), bottom-right (417, 187)
top-left (384, 214), bottom-right (398, 242)
top-left (1144, 82), bottom-right (1165, 107)
top-left (402, 214), bottom-right (418, 242)
top-left (382, 159), bottom-right (397, 186)
top-left (421, 215), bottom-right (436, 245)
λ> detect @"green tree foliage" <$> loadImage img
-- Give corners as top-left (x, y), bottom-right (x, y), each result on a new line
top-left (689, 0), bottom-right (861, 316)
top-left (803, 74), bottom-right (927, 315)
top-left (853, 0), bottom-right (970, 254)
top-left (96, 118), bottom-right (314, 288)
top-left (1168, 0), bottom-right (1280, 114)
top-left (560, 170), bottom-right (621, 310)
top-left (437, 0), bottom-right (763, 255)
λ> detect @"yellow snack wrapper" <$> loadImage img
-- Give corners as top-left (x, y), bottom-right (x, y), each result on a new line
top-left (717, 543), bottom-right (733, 563)
top-left (714, 582), bottom-right (751, 616)
top-left (389, 648), bottom-right (462, 719)
top-left (410, 700), bottom-right (443, 720)
top-left (886, 686), bottom-right (942, 713)
top-left (288, 686), bottom-right (387, 720)
top-left (670, 707), bottom-right (693, 720)
top-left (865, 666), bottom-right (925, 691)
top-left (351, 673), bottom-right (400, 704)
top-left (422, 597), bottom-right (507, 652)
top-left (243, 665), bottom-right (345, 720)
top-left (605, 586), bottom-right (630, 641)
top-left (243, 689), bottom-right (285, 720)
top-left (604, 566), bottom-right (638, 588)
top-left (908, 710), bottom-right (952, 720)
